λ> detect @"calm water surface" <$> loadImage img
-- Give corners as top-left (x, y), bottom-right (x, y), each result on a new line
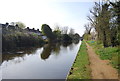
top-left (1, 41), bottom-right (81, 79)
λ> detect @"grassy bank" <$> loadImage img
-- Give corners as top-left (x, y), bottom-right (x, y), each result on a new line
top-left (67, 41), bottom-right (91, 80)
top-left (87, 41), bottom-right (120, 74)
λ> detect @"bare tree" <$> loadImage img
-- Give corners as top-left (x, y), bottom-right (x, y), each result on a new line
top-left (69, 28), bottom-right (75, 35)
top-left (84, 23), bottom-right (92, 34)
top-left (61, 26), bottom-right (68, 34)
top-left (54, 24), bottom-right (61, 31)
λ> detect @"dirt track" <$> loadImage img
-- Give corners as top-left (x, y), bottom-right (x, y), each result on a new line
top-left (86, 43), bottom-right (118, 79)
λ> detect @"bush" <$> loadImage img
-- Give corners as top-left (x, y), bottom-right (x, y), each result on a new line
top-left (62, 34), bottom-right (72, 42)
top-left (2, 31), bottom-right (45, 52)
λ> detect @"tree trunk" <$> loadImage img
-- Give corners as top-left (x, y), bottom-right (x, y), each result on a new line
top-left (103, 30), bottom-right (108, 47)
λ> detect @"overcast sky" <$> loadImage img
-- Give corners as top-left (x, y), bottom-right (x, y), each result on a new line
top-left (0, 0), bottom-right (96, 36)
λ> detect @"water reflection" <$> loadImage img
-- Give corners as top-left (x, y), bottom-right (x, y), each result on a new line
top-left (41, 44), bottom-right (53, 60)
top-left (2, 40), bottom-right (80, 62)
top-left (2, 47), bottom-right (40, 62)
top-left (2, 41), bottom-right (81, 79)
top-left (62, 42), bottom-right (72, 47)
top-left (40, 41), bottom-right (77, 60)
top-left (41, 43), bottom-right (61, 60)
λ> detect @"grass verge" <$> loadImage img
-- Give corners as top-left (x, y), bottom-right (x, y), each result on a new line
top-left (67, 41), bottom-right (91, 80)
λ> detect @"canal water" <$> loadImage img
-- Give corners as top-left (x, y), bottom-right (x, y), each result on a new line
top-left (1, 41), bottom-right (81, 79)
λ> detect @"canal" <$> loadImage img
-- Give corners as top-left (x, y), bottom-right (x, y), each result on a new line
top-left (1, 41), bottom-right (81, 79)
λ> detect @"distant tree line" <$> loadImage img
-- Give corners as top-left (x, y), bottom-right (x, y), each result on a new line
top-left (41, 24), bottom-right (80, 43)
top-left (83, 0), bottom-right (120, 47)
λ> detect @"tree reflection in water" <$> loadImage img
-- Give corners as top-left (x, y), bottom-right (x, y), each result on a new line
top-left (40, 41), bottom-right (80, 60)
top-left (41, 43), bottom-right (61, 60)
top-left (2, 40), bottom-right (80, 63)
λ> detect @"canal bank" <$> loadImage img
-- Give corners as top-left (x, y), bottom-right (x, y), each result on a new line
top-left (66, 41), bottom-right (91, 79)
top-left (67, 41), bottom-right (119, 80)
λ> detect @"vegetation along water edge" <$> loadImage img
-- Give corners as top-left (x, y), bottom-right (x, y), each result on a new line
top-left (67, 41), bottom-right (91, 80)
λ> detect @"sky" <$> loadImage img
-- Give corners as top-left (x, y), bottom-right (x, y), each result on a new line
top-left (0, 0), bottom-right (96, 36)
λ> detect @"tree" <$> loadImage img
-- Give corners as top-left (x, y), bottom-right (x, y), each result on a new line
top-left (84, 23), bottom-right (92, 35)
top-left (53, 24), bottom-right (62, 39)
top-left (100, 3), bottom-right (111, 47)
top-left (53, 30), bottom-right (61, 40)
top-left (62, 34), bottom-right (72, 42)
top-left (61, 26), bottom-right (68, 34)
top-left (74, 33), bottom-right (80, 40)
top-left (85, 2), bottom-right (102, 41)
top-left (41, 24), bottom-right (56, 42)
top-left (87, 1), bottom-right (112, 47)
top-left (69, 28), bottom-right (75, 35)
top-left (15, 22), bottom-right (26, 29)
top-left (84, 0), bottom-right (119, 47)
top-left (54, 24), bottom-right (62, 32)
top-left (110, 1), bottom-right (120, 46)
top-left (83, 23), bottom-right (93, 40)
